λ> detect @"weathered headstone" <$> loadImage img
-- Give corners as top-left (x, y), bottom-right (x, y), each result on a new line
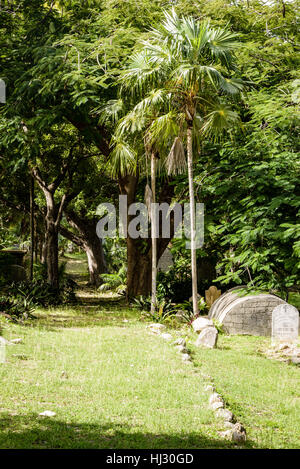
top-left (157, 248), bottom-right (173, 273)
top-left (205, 286), bottom-right (221, 308)
top-left (209, 287), bottom-right (287, 336)
top-left (192, 317), bottom-right (213, 333)
top-left (272, 304), bottom-right (299, 345)
top-left (195, 326), bottom-right (218, 348)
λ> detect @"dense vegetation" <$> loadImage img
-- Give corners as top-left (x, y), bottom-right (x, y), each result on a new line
top-left (0, 0), bottom-right (299, 310)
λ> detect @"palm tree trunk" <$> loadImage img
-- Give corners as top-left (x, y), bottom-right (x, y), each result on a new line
top-left (29, 175), bottom-right (34, 281)
top-left (186, 126), bottom-right (199, 316)
top-left (150, 152), bottom-right (157, 314)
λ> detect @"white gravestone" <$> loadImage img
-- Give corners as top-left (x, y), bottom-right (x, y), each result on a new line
top-left (272, 304), bottom-right (299, 345)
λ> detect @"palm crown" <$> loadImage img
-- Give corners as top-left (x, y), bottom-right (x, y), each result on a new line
top-left (107, 9), bottom-right (245, 315)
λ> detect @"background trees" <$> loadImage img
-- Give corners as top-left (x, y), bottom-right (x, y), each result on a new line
top-left (0, 0), bottom-right (299, 300)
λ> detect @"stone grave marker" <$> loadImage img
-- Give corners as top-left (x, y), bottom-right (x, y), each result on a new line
top-left (272, 304), bottom-right (299, 345)
top-left (157, 248), bottom-right (173, 273)
top-left (205, 286), bottom-right (221, 308)
top-left (195, 327), bottom-right (218, 349)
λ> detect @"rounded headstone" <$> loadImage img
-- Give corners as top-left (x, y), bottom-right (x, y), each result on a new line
top-left (209, 288), bottom-right (287, 336)
top-left (272, 304), bottom-right (299, 345)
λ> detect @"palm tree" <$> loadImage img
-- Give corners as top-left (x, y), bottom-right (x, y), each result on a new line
top-left (122, 9), bottom-right (244, 315)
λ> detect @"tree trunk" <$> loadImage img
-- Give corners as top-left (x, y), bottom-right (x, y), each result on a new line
top-left (187, 126), bottom-right (199, 316)
top-left (150, 152), bottom-right (157, 314)
top-left (119, 174), bottom-right (176, 300)
top-left (84, 235), bottom-right (106, 287)
top-left (61, 212), bottom-right (106, 287)
top-left (127, 237), bottom-right (152, 297)
top-left (46, 222), bottom-right (59, 289)
top-left (29, 175), bottom-right (34, 281)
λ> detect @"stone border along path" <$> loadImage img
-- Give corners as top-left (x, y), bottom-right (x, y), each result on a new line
top-left (146, 323), bottom-right (247, 444)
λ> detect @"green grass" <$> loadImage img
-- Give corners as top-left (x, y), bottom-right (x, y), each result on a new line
top-left (189, 333), bottom-right (300, 449)
top-left (1, 254), bottom-right (299, 449)
top-left (0, 304), bottom-right (236, 449)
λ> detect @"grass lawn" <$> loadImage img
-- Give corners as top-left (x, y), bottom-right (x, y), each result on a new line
top-left (190, 334), bottom-right (300, 449)
top-left (0, 255), bottom-right (299, 449)
top-left (0, 302), bottom-right (235, 449)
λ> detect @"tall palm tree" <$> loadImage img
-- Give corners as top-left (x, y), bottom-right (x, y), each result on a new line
top-left (122, 9), bottom-right (244, 315)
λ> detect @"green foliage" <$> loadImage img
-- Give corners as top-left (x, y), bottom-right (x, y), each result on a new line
top-left (212, 319), bottom-right (225, 335)
top-left (133, 295), bottom-right (176, 324)
top-left (0, 295), bottom-right (35, 322)
top-left (157, 265), bottom-right (192, 303)
top-left (99, 266), bottom-right (127, 294)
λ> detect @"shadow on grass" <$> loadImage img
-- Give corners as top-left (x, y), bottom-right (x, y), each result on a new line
top-left (0, 412), bottom-right (251, 449)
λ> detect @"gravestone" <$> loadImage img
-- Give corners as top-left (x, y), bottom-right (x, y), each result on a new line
top-left (157, 248), bottom-right (173, 273)
top-left (209, 287), bottom-right (287, 336)
top-left (205, 286), bottom-right (221, 308)
top-left (272, 304), bottom-right (299, 345)
top-left (195, 327), bottom-right (218, 348)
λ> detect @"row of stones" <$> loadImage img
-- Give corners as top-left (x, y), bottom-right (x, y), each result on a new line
top-left (205, 384), bottom-right (246, 443)
top-left (146, 323), bottom-right (246, 444)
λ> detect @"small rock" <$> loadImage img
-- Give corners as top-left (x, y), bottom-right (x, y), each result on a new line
top-left (216, 408), bottom-right (233, 422)
top-left (232, 430), bottom-right (246, 443)
top-left (39, 411), bottom-right (56, 417)
top-left (220, 427), bottom-right (246, 443)
top-left (191, 317), bottom-right (214, 333)
top-left (204, 385), bottom-right (215, 392)
top-left (195, 327), bottom-right (218, 349)
top-left (209, 392), bottom-right (223, 406)
top-left (233, 422), bottom-right (246, 434)
top-left (60, 371), bottom-right (68, 379)
top-left (10, 338), bottom-right (22, 344)
top-left (161, 333), bottom-right (172, 341)
top-left (147, 323), bottom-right (166, 330)
top-left (173, 338), bottom-right (186, 347)
top-left (223, 421), bottom-right (235, 429)
top-left (181, 353), bottom-right (191, 362)
top-left (291, 357), bottom-right (300, 365)
top-left (210, 401), bottom-right (224, 411)
top-left (220, 429), bottom-right (233, 440)
top-left (147, 323), bottom-right (166, 334)
top-left (176, 345), bottom-right (188, 354)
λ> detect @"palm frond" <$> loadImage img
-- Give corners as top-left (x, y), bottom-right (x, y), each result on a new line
top-left (166, 137), bottom-right (186, 175)
top-left (97, 99), bottom-right (124, 125)
top-left (109, 140), bottom-right (137, 177)
top-left (201, 104), bottom-right (241, 141)
top-left (116, 109), bottom-right (147, 136)
top-left (121, 50), bottom-right (160, 96)
top-left (146, 111), bottom-right (179, 148)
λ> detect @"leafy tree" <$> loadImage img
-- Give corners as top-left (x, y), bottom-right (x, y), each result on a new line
top-left (122, 9), bottom-right (244, 313)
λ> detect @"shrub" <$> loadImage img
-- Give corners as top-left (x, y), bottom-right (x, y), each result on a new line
top-left (99, 266), bottom-right (127, 295)
top-left (0, 295), bottom-right (35, 322)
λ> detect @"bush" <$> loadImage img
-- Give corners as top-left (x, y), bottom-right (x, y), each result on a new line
top-left (132, 296), bottom-right (176, 324)
top-left (99, 266), bottom-right (127, 295)
top-left (0, 295), bottom-right (35, 322)
top-left (7, 277), bottom-right (76, 307)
